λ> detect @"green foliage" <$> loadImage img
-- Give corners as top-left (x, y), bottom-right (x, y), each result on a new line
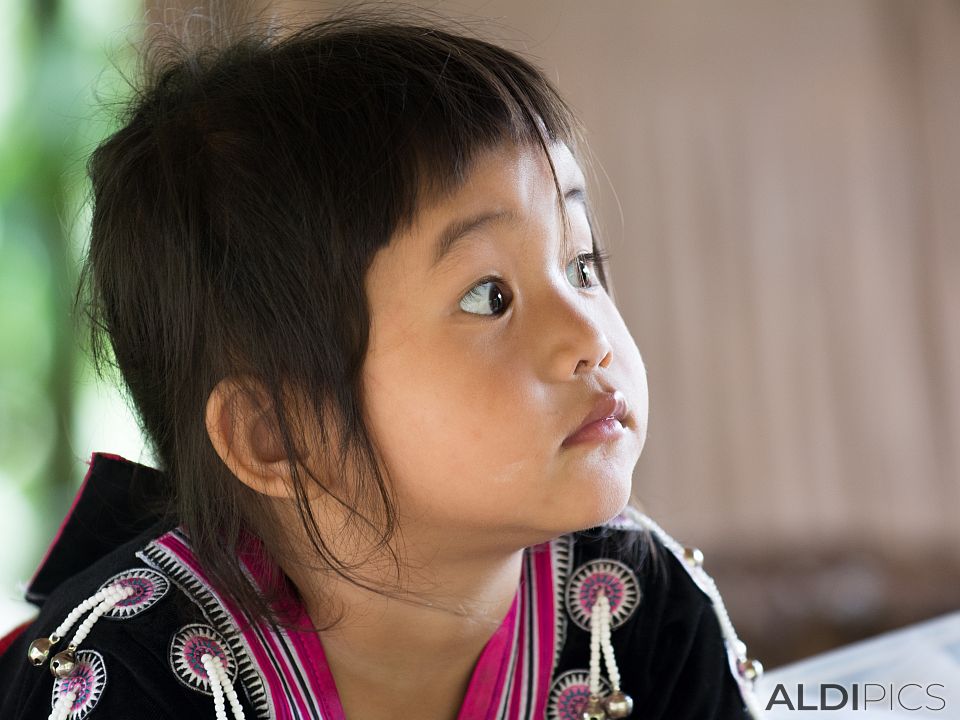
top-left (0, 0), bottom-right (142, 592)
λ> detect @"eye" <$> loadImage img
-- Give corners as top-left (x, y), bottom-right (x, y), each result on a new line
top-left (459, 277), bottom-right (511, 317)
top-left (566, 250), bottom-right (609, 289)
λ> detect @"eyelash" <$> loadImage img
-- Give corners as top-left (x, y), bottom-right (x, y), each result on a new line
top-left (576, 250), bottom-right (611, 278)
top-left (460, 249), bottom-right (611, 318)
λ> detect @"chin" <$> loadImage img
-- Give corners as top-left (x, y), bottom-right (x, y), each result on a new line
top-left (563, 471), bottom-right (633, 533)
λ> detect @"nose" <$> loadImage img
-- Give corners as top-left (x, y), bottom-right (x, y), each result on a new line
top-left (533, 282), bottom-right (613, 380)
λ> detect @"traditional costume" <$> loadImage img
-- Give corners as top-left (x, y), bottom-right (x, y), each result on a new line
top-left (0, 452), bottom-right (763, 719)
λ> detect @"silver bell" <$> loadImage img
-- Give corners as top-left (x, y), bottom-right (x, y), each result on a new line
top-left (27, 637), bottom-right (54, 667)
top-left (682, 546), bottom-right (704, 568)
top-left (738, 657), bottom-right (763, 682)
top-left (603, 690), bottom-right (634, 718)
top-left (50, 648), bottom-right (77, 678)
top-left (581, 694), bottom-right (607, 719)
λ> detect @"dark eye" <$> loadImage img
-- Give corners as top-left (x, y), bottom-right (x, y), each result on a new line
top-left (566, 251), bottom-right (608, 289)
top-left (459, 278), bottom-right (510, 317)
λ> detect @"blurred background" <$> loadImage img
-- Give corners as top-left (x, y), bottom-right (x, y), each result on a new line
top-left (1, 0), bottom-right (958, 669)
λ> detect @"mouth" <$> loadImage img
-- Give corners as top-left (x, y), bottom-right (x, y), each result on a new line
top-left (562, 390), bottom-right (630, 448)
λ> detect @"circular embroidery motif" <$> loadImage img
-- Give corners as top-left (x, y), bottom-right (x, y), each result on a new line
top-left (564, 559), bottom-right (641, 632)
top-left (50, 650), bottom-right (106, 720)
top-left (547, 670), bottom-right (611, 720)
top-left (169, 623), bottom-right (237, 695)
top-left (98, 568), bottom-right (170, 619)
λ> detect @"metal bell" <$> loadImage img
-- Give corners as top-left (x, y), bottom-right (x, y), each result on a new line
top-left (738, 656), bottom-right (763, 682)
top-left (603, 690), bottom-right (634, 718)
top-left (581, 694), bottom-right (608, 720)
top-left (681, 546), bottom-right (704, 568)
top-left (50, 648), bottom-right (77, 678)
top-left (27, 637), bottom-right (54, 667)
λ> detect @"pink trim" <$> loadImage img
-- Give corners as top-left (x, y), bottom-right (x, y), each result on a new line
top-left (506, 597), bottom-right (524, 720)
top-left (286, 618), bottom-right (347, 720)
top-left (238, 532), bottom-right (536, 720)
top-left (158, 533), bottom-right (305, 720)
top-left (456, 586), bottom-right (521, 720)
top-left (531, 540), bottom-right (557, 719)
top-left (28, 451), bottom-right (129, 587)
top-left (91, 452), bottom-right (128, 462)
top-left (248, 615), bottom-right (314, 720)
top-left (237, 532), bottom-right (333, 720)
top-left (239, 534), bottom-right (346, 720)
top-left (504, 540), bottom-right (557, 719)
top-left (0, 619), bottom-right (33, 658)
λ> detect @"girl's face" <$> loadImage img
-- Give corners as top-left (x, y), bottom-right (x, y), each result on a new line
top-left (359, 140), bottom-right (648, 548)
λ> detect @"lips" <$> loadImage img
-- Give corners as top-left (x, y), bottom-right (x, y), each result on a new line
top-left (563, 390), bottom-right (629, 447)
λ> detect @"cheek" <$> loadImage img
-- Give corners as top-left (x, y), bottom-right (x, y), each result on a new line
top-left (361, 341), bottom-right (543, 494)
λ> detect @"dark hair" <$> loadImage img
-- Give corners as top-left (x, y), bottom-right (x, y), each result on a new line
top-left (76, 8), bottom-right (614, 632)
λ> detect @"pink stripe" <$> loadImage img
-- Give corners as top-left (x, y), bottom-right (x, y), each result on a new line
top-left (503, 542), bottom-right (554, 720)
top-left (530, 541), bottom-right (556, 719)
top-left (285, 621), bottom-right (346, 720)
top-left (239, 533), bottom-right (345, 720)
top-left (505, 551), bottom-right (534, 720)
top-left (239, 534), bottom-right (346, 720)
top-left (240, 534), bottom-right (533, 720)
top-left (158, 533), bottom-right (306, 720)
top-left (456, 584), bottom-right (521, 720)
top-left (240, 604), bottom-right (314, 720)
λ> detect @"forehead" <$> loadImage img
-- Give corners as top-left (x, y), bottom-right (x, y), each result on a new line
top-left (399, 140), bottom-right (588, 258)
top-left (429, 140), bottom-right (585, 215)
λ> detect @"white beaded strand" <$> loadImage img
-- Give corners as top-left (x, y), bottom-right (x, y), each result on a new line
top-left (203, 653), bottom-right (228, 720)
top-left (215, 656), bottom-right (246, 720)
top-left (50, 586), bottom-right (117, 643)
top-left (588, 591), bottom-right (604, 698)
top-left (201, 653), bottom-right (245, 720)
top-left (587, 586), bottom-right (627, 719)
top-left (44, 584), bottom-right (136, 679)
top-left (68, 586), bottom-right (135, 648)
top-left (596, 592), bottom-right (622, 693)
top-left (30, 583), bottom-right (124, 666)
top-left (626, 511), bottom-right (766, 719)
top-left (48, 691), bottom-right (76, 720)
top-left (47, 690), bottom-right (77, 720)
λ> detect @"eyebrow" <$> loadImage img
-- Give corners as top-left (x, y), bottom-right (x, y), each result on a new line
top-left (431, 186), bottom-right (588, 269)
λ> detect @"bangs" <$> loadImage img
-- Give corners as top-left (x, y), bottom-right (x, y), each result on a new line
top-left (270, 17), bottom-right (585, 241)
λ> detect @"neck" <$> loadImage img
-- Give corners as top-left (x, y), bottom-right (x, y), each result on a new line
top-left (310, 547), bottom-right (524, 672)
top-left (276, 514), bottom-right (526, 714)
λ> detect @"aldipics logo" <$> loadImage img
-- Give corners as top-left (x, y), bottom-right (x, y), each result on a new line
top-left (765, 683), bottom-right (947, 712)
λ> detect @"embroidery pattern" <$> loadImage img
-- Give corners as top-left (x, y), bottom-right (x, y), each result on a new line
top-left (169, 623), bottom-right (237, 696)
top-left (97, 568), bottom-right (170, 619)
top-left (138, 537), bottom-right (271, 718)
top-left (564, 558), bottom-right (641, 632)
top-left (550, 532), bottom-right (574, 671)
top-left (50, 650), bottom-right (106, 720)
top-left (547, 669), bottom-right (611, 720)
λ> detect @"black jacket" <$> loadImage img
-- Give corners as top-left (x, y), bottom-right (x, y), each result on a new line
top-left (0, 452), bottom-right (762, 719)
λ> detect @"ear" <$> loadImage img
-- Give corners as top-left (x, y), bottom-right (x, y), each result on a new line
top-left (204, 376), bottom-right (301, 499)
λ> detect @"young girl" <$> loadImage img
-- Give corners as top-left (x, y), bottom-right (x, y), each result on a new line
top-left (0, 12), bottom-right (764, 720)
